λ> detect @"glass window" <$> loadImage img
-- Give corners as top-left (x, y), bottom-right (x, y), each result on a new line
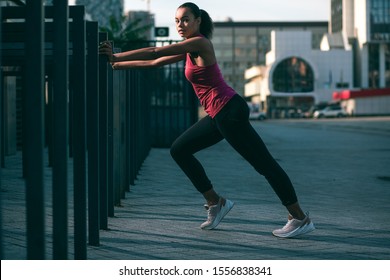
top-left (237, 36), bottom-right (247, 44)
top-left (222, 36), bottom-right (233, 44)
top-left (222, 49), bottom-right (233, 57)
top-left (385, 43), bottom-right (390, 87)
top-left (212, 37), bottom-right (222, 44)
top-left (369, 44), bottom-right (380, 88)
top-left (370, 0), bottom-right (390, 40)
top-left (272, 57), bottom-right (314, 93)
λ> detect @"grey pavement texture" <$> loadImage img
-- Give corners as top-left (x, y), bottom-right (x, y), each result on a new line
top-left (2, 117), bottom-right (390, 260)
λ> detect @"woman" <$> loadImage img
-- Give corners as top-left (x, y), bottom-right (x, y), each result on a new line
top-left (99, 2), bottom-right (315, 238)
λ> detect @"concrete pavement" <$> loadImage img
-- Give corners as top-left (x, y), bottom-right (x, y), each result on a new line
top-left (2, 117), bottom-right (390, 260)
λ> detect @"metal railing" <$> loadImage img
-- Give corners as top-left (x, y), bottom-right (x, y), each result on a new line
top-left (0, 2), bottom-right (197, 260)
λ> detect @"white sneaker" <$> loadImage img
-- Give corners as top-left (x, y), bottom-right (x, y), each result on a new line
top-left (272, 213), bottom-right (315, 238)
top-left (200, 197), bottom-right (234, 230)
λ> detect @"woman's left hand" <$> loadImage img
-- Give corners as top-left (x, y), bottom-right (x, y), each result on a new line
top-left (98, 41), bottom-right (114, 62)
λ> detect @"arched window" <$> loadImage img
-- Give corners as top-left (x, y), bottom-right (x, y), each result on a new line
top-left (272, 57), bottom-right (314, 93)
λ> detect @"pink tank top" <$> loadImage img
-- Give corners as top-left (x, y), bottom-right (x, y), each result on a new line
top-left (185, 53), bottom-right (236, 118)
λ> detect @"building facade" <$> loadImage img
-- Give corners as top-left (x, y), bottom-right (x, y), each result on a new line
top-left (245, 30), bottom-right (353, 117)
top-left (330, 0), bottom-right (390, 116)
top-left (212, 21), bottom-right (329, 95)
top-left (354, 0), bottom-right (390, 88)
top-left (329, 0), bottom-right (390, 88)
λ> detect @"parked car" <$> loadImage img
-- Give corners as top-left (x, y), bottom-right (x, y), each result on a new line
top-left (249, 111), bottom-right (267, 120)
top-left (247, 102), bottom-right (267, 120)
top-left (313, 105), bottom-right (347, 118)
top-left (303, 103), bottom-right (328, 118)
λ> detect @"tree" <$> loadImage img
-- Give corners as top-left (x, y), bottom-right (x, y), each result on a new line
top-left (99, 15), bottom-right (152, 51)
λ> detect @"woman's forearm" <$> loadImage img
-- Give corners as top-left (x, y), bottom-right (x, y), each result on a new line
top-left (111, 54), bottom-right (185, 70)
top-left (112, 47), bottom-right (158, 62)
top-left (111, 60), bottom-right (155, 69)
top-left (112, 42), bottom-right (190, 63)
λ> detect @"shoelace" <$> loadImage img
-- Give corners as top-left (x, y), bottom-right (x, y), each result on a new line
top-left (282, 219), bottom-right (294, 230)
top-left (205, 204), bottom-right (218, 221)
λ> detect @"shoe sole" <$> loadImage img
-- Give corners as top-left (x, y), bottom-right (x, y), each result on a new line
top-left (201, 200), bottom-right (235, 230)
top-left (273, 222), bottom-right (315, 238)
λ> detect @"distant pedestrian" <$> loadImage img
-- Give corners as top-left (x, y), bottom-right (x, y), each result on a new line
top-left (99, 2), bottom-right (315, 238)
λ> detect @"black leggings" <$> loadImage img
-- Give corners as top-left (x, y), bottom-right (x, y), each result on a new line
top-left (170, 95), bottom-right (298, 206)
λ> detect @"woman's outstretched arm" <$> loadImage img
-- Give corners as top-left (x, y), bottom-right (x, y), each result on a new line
top-left (99, 37), bottom-right (209, 63)
top-left (111, 54), bottom-right (185, 69)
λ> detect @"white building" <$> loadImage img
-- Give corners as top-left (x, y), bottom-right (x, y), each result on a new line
top-left (213, 21), bottom-right (328, 97)
top-left (331, 0), bottom-right (390, 116)
top-left (349, 0), bottom-right (390, 88)
top-left (245, 30), bottom-right (353, 117)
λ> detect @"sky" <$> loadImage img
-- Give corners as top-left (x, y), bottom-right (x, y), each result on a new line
top-left (69, 0), bottom-right (330, 40)
top-left (124, 0), bottom-right (330, 39)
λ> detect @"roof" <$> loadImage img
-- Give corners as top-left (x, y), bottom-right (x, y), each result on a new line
top-left (321, 32), bottom-right (346, 49)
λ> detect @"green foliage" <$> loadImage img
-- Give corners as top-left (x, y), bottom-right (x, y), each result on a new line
top-left (99, 15), bottom-right (152, 51)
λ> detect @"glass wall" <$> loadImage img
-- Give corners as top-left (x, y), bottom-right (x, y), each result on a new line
top-left (370, 0), bottom-right (390, 41)
top-left (368, 44), bottom-right (380, 88)
top-left (385, 43), bottom-right (390, 87)
top-left (272, 57), bottom-right (314, 93)
top-left (331, 0), bottom-right (343, 33)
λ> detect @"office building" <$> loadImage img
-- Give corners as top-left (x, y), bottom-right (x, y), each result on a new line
top-left (353, 0), bottom-right (390, 88)
top-left (332, 0), bottom-right (390, 116)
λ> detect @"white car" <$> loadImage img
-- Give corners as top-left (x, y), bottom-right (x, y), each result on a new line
top-left (247, 102), bottom-right (267, 120)
top-left (249, 111), bottom-right (267, 120)
top-left (313, 106), bottom-right (347, 118)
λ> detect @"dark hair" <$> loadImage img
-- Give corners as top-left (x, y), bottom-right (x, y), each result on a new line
top-left (178, 2), bottom-right (214, 39)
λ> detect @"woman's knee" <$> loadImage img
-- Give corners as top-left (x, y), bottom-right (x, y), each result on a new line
top-left (170, 142), bottom-right (180, 160)
top-left (170, 139), bottom-right (186, 161)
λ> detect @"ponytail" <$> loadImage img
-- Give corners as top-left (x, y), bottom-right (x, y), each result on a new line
top-left (179, 2), bottom-right (214, 39)
top-left (199, 9), bottom-right (214, 39)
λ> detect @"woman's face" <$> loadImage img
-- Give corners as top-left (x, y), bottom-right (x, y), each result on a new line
top-left (175, 7), bottom-right (201, 39)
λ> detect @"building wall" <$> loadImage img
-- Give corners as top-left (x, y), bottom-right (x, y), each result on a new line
top-left (354, 0), bottom-right (368, 46)
top-left (310, 49), bottom-right (353, 102)
top-left (342, 96), bottom-right (390, 115)
top-left (343, 0), bottom-right (355, 38)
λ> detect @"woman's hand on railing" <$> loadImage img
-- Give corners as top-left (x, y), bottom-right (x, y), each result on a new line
top-left (98, 41), bottom-right (114, 62)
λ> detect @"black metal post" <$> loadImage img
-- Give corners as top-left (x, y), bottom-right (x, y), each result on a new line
top-left (25, 0), bottom-right (45, 260)
top-left (71, 6), bottom-right (87, 260)
top-left (52, 0), bottom-right (69, 260)
top-left (86, 22), bottom-right (100, 246)
top-left (107, 66), bottom-right (115, 216)
top-left (0, 4), bottom-right (3, 260)
top-left (125, 72), bottom-right (131, 190)
top-left (98, 32), bottom-right (108, 230)
top-left (129, 71), bottom-right (137, 185)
